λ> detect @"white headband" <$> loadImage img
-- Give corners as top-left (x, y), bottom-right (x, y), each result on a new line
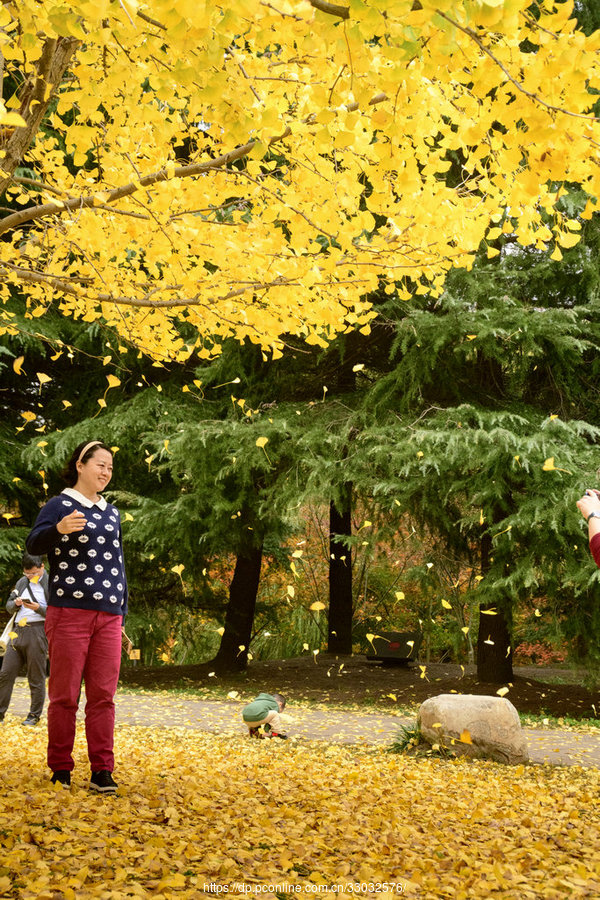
top-left (77, 441), bottom-right (103, 464)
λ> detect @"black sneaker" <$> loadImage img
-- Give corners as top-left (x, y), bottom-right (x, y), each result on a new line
top-left (89, 770), bottom-right (118, 793)
top-left (270, 732), bottom-right (288, 740)
top-left (51, 770), bottom-right (71, 788)
top-left (22, 714), bottom-right (39, 726)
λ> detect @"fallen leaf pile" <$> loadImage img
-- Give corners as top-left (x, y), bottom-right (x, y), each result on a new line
top-left (1, 722), bottom-right (599, 899)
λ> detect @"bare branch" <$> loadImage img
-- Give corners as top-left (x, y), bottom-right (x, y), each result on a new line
top-left (309, 0), bottom-right (349, 20)
top-left (136, 10), bottom-right (168, 30)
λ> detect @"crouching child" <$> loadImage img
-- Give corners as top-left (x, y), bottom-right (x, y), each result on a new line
top-left (242, 692), bottom-right (287, 739)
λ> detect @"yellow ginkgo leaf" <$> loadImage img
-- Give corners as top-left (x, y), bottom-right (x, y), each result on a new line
top-left (497, 687), bottom-right (509, 697)
top-left (13, 356), bottom-right (24, 375)
top-left (171, 564), bottom-right (185, 576)
top-left (460, 729), bottom-right (472, 744)
top-left (106, 374), bottom-right (121, 389)
top-left (542, 457), bottom-right (556, 471)
top-left (217, 627), bottom-right (225, 636)
top-left (37, 372), bottom-right (52, 385)
top-left (441, 599), bottom-right (452, 609)
top-left (18, 618), bottom-right (28, 627)
top-left (256, 436), bottom-right (269, 448)
top-left (310, 601), bottom-right (326, 611)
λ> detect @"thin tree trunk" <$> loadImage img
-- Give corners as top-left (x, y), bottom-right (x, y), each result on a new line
top-left (328, 486), bottom-right (353, 655)
top-left (0, 36), bottom-right (80, 193)
top-left (213, 543), bottom-right (263, 672)
top-left (476, 529), bottom-right (513, 683)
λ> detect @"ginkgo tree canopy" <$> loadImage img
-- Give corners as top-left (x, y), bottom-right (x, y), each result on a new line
top-left (0, 0), bottom-right (599, 360)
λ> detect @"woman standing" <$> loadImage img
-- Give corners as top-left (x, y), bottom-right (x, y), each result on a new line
top-left (27, 440), bottom-right (127, 792)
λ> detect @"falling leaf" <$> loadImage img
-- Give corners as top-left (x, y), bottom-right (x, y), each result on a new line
top-left (441, 599), bottom-right (452, 609)
top-left (460, 729), bottom-right (472, 744)
top-left (310, 601), bottom-right (325, 611)
top-left (13, 356), bottom-right (24, 375)
top-left (255, 436), bottom-right (269, 448)
top-left (395, 591), bottom-right (405, 600)
top-left (535, 609), bottom-right (542, 617)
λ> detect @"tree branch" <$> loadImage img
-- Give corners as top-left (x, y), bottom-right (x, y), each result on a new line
top-left (309, 0), bottom-right (349, 20)
top-left (437, 11), bottom-right (600, 123)
top-left (0, 92), bottom-right (388, 236)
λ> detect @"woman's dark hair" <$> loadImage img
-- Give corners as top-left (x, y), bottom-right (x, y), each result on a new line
top-left (62, 440), bottom-right (112, 487)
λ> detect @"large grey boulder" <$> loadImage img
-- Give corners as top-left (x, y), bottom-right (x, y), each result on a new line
top-left (418, 693), bottom-right (529, 764)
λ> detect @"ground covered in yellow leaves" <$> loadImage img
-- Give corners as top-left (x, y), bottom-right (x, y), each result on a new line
top-left (1, 722), bottom-right (598, 900)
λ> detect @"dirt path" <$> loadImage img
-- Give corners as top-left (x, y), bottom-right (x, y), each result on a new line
top-left (7, 678), bottom-right (600, 768)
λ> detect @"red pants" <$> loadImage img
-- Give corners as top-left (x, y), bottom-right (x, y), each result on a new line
top-left (45, 607), bottom-right (122, 773)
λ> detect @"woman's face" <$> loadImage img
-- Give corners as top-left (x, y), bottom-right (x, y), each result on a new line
top-left (76, 448), bottom-right (113, 494)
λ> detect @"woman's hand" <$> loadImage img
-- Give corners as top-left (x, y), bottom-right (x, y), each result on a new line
top-left (56, 510), bottom-right (87, 534)
top-left (576, 489), bottom-right (600, 521)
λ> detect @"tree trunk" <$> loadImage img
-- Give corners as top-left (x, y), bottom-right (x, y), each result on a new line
top-left (476, 528), bottom-right (513, 683)
top-left (328, 486), bottom-right (353, 654)
top-left (213, 543), bottom-right (263, 672)
top-left (0, 36), bottom-right (80, 193)
top-left (476, 603), bottom-right (513, 683)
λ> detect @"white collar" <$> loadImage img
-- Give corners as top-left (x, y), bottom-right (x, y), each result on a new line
top-left (62, 487), bottom-right (108, 510)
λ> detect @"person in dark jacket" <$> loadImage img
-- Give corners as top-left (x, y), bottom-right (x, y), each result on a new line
top-left (0, 553), bottom-right (49, 726)
top-left (242, 692), bottom-right (288, 739)
top-left (27, 440), bottom-right (128, 793)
